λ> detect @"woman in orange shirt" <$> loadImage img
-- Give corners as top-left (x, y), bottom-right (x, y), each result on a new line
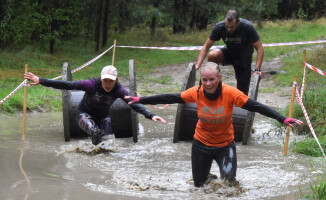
top-left (126, 62), bottom-right (302, 187)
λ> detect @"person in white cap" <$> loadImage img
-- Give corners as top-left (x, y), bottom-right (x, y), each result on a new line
top-left (24, 65), bottom-right (166, 145)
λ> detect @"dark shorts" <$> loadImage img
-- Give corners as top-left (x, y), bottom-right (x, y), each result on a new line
top-left (191, 139), bottom-right (237, 187)
top-left (220, 47), bottom-right (252, 94)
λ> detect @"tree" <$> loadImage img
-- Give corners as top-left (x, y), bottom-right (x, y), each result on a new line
top-left (95, 0), bottom-right (103, 52)
top-left (84, 0), bottom-right (95, 47)
top-left (189, 0), bottom-right (221, 31)
top-left (102, 0), bottom-right (110, 47)
top-left (0, 0), bottom-right (35, 47)
top-left (173, 0), bottom-right (189, 34)
top-left (116, 0), bottom-right (131, 32)
top-left (277, 0), bottom-right (326, 20)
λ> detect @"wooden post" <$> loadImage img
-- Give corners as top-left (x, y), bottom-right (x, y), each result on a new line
top-left (22, 64), bottom-right (28, 135)
top-left (62, 62), bottom-right (73, 141)
top-left (302, 49), bottom-right (306, 93)
top-left (112, 39), bottom-right (116, 66)
top-left (129, 59), bottom-right (139, 143)
top-left (284, 76), bottom-right (297, 156)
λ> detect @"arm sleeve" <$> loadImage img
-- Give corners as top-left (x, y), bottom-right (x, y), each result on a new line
top-left (39, 78), bottom-right (84, 90)
top-left (209, 23), bottom-right (223, 41)
top-left (139, 93), bottom-right (185, 105)
top-left (128, 103), bottom-right (155, 120)
top-left (242, 98), bottom-right (286, 123)
top-left (248, 24), bottom-right (260, 43)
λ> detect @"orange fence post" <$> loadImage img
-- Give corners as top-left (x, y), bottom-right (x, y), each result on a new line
top-left (284, 76), bottom-right (297, 156)
top-left (22, 64), bottom-right (28, 135)
top-left (112, 39), bottom-right (116, 66)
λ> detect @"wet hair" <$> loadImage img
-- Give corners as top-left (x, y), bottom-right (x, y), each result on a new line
top-left (197, 62), bottom-right (221, 98)
top-left (225, 10), bottom-right (239, 23)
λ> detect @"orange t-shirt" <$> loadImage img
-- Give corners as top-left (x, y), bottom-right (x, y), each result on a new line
top-left (181, 84), bottom-right (249, 147)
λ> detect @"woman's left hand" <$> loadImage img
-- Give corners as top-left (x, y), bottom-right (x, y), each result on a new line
top-left (152, 116), bottom-right (167, 124)
top-left (284, 118), bottom-right (303, 127)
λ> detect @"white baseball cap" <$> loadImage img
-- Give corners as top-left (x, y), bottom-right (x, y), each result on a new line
top-left (101, 65), bottom-right (118, 80)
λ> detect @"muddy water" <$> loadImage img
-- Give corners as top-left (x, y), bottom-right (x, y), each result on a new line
top-left (0, 105), bottom-right (323, 200)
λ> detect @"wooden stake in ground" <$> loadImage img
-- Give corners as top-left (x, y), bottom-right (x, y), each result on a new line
top-left (302, 49), bottom-right (306, 94)
top-left (112, 39), bottom-right (116, 66)
top-left (283, 76), bottom-right (297, 156)
top-left (22, 64), bottom-right (28, 135)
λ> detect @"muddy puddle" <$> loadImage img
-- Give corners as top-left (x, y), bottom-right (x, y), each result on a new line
top-left (0, 104), bottom-right (324, 200)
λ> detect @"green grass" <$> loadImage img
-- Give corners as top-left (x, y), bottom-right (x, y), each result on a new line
top-left (259, 87), bottom-right (276, 93)
top-left (291, 136), bottom-right (326, 157)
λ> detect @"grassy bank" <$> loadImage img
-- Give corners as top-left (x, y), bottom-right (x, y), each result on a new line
top-left (0, 18), bottom-right (325, 114)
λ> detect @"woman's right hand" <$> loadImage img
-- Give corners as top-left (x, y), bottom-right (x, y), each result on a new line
top-left (24, 72), bottom-right (40, 85)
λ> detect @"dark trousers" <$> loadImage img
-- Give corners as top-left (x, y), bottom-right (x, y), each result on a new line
top-left (233, 64), bottom-right (252, 95)
top-left (191, 139), bottom-right (237, 187)
top-left (221, 47), bottom-right (252, 95)
top-left (76, 110), bottom-right (112, 136)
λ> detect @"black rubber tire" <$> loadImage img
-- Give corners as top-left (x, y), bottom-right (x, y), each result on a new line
top-left (69, 91), bottom-right (88, 138)
top-left (232, 107), bottom-right (249, 142)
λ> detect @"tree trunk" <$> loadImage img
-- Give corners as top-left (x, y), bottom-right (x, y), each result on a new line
top-left (257, 0), bottom-right (263, 29)
top-left (0, 0), bottom-right (6, 22)
top-left (102, 0), bottom-right (110, 47)
top-left (84, 1), bottom-right (94, 47)
top-left (49, 0), bottom-right (59, 54)
top-left (118, 0), bottom-right (128, 32)
top-left (150, 2), bottom-right (159, 38)
top-left (196, 15), bottom-right (208, 30)
top-left (50, 38), bottom-right (55, 54)
top-left (150, 16), bottom-right (156, 38)
top-left (189, 2), bottom-right (197, 29)
top-left (173, 0), bottom-right (187, 34)
top-left (95, 0), bottom-right (103, 52)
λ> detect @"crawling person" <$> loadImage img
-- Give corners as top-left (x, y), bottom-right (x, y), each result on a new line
top-left (24, 65), bottom-right (166, 145)
top-left (125, 62), bottom-right (303, 187)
